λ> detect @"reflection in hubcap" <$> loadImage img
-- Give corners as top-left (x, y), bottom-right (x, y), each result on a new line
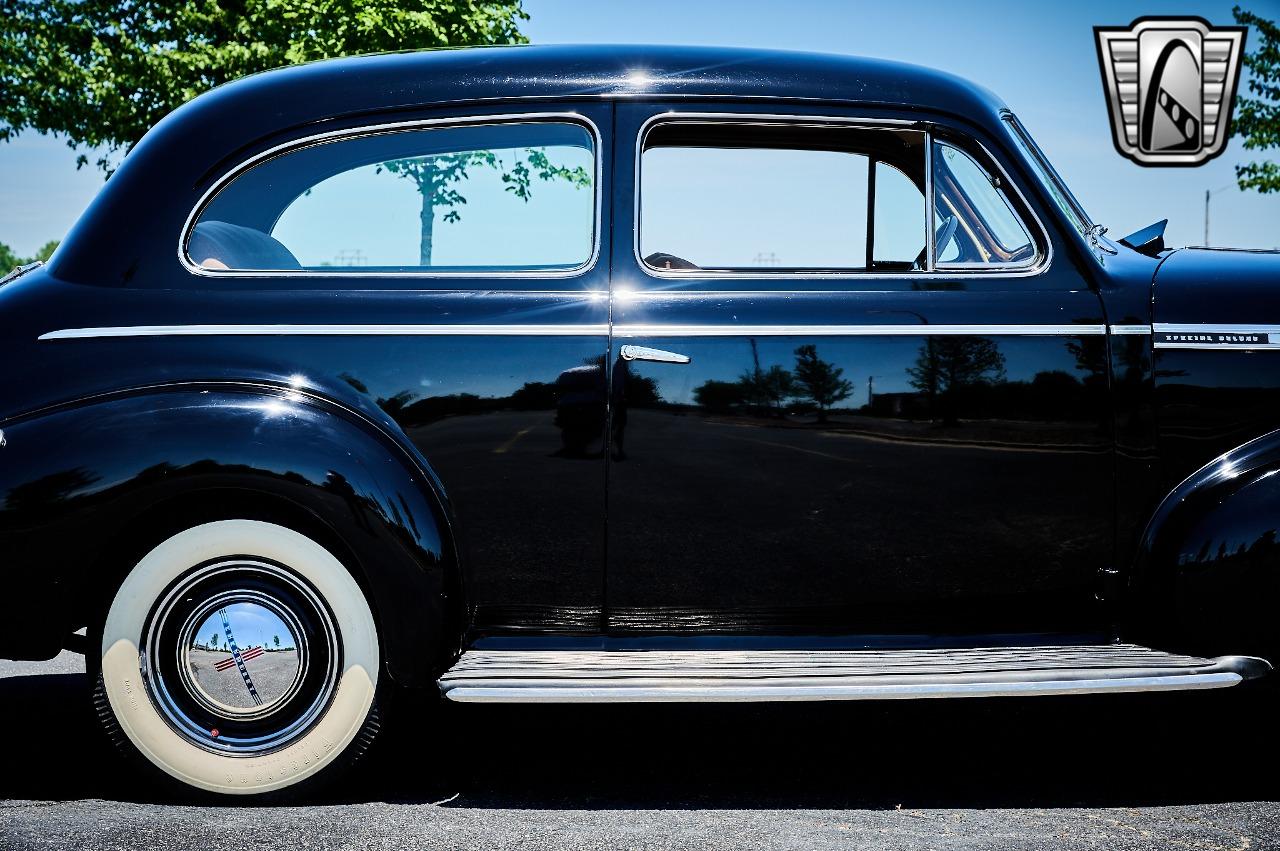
top-left (180, 596), bottom-right (307, 718)
top-left (142, 559), bottom-right (340, 755)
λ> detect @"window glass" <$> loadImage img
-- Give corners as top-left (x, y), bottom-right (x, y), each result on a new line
top-left (931, 140), bottom-right (1036, 268)
top-left (188, 121), bottom-right (595, 273)
top-left (1002, 113), bottom-right (1093, 236)
top-left (639, 124), bottom-right (926, 274)
top-left (873, 161), bottom-right (926, 266)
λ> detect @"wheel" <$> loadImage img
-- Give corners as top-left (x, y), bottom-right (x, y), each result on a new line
top-left (95, 519), bottom-right (381, 797)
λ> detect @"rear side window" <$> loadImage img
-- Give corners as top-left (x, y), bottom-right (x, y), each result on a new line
top-left (186, 120), bottom-right (597, 275)
top-left (639, 123), bottom-right (927, 273)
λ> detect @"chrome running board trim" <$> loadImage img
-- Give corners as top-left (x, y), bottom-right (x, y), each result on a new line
top-left (438, 645), bottom-right (1268, 704)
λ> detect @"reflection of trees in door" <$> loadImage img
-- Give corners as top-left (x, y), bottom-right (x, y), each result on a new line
top-left (906, 336), bottom-right (1007, 425)
top-left (793, 345), bottom-right (854, 421)
top-left (692, 343), bottom-right (853, 420)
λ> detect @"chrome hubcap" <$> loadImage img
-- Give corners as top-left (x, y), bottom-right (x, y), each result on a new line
top-left (142, 560), bottom-right (341, 755)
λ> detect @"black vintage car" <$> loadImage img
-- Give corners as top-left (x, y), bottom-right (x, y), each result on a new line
top-left (2, 44), bottom-right (1278, 797)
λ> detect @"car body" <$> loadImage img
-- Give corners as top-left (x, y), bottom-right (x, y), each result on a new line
top-left (2, 44), bottom-right (1278, 796)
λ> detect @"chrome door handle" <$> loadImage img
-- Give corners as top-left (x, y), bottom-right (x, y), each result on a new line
top-left (619, 344), bottom-right (691, 364)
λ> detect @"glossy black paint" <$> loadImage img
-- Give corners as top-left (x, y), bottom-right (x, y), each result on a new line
top-left (0, 384), bottom-right (453, 682)
top-left (0, 274), bottom-right (614, 656)
top-left (1124, 248), bottom-right (1280, 657)
top-left (1132, 429), bottom-right (1280, 661)
top-left (1, 45), bottom-right (1277, 672)
top-left (607, 102), bottom-right (1114, 636)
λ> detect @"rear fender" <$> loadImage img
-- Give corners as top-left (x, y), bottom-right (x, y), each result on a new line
top-left (0, 385), bottom-right (457, 682)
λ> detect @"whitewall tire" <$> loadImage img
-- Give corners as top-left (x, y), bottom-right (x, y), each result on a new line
top-left (97, 519), bottom-right (380, 796)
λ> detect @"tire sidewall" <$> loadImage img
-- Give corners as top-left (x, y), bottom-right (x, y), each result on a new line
top-left (101, 519), bottom-right (379, 796)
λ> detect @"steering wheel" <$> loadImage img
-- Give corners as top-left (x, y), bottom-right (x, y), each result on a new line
top-left (913, 215), bottom-right (960, 269)
top-left (933, 215), bottom-right (960, 262)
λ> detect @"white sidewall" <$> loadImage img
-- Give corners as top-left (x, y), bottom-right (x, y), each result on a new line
top-left (101, 519), bottom-right (379, 795)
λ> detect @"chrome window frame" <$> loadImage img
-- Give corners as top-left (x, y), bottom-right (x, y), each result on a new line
top-left (1000, 111), bottom-right (1094, 237)
top-left (178, 111), bottom-right (604, 280)
top-left (632, 111), bottom-right (1052, 283)
top-left (930, 136), bottom-right (1040, 271)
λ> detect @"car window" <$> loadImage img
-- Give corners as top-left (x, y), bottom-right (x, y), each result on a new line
top-left (874, 161), bottom-right (927, 266)
top-left (1002, 113), bottom-right (1093, 236)
top-left (931, 140), bottom-right (1036, 268)
top-left (639, 122), bottom-right (927, 275)
top-left (187, 120), bottom-right (596, 275)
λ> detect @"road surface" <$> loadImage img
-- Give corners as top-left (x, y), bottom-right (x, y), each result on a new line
top-left (2, 652), bottom-right (1277, 850)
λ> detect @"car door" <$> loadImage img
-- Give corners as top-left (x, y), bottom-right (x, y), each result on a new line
top-left (605, 104), bottom-right (1113, 639)
top-left (175, 104), bottom-right (614, 638)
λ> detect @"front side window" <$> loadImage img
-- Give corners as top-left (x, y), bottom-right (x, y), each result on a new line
top-left (186, 120), bottom-right (596, 274)
top-left (639, 123), bottom-right (927, 274)
top-left (636, 118), bottom-right (1044, 281)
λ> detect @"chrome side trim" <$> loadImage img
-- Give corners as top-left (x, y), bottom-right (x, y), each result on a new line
top-left (1157, 323), bottom-right (1280, 334)
top-left (614, 323), bottom-right (1107, 337)
top-left (443, 672), bottom-right (1242, 703)
top-left (178, 111), bottom-right (604, 280)
top-left (619, 344), bottom-right (691, 364)
top-left (0, 260), bottom-right (43, 286)
top-left (924, 130), bottom-right (936, 273)
top-left (1109, 324), bottom-right (1152, 335)
top-left (39, 324), bottom-right (611, 340)
top-left (632, 111), bottom-right (1053, 282)
top-left (440, 646), bottom-right (1261, 703)
top-left (1154, 323), bottom-right (1280, 350)
top-left (40, 323), bottom-right (1108, 341)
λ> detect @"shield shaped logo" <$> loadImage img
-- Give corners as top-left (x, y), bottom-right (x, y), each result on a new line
top-left (1095, 17), bottom-right (1247, 166)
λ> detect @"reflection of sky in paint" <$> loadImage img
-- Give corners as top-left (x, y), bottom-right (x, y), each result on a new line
top-left (627, 336), bottom-right (1096, 406)
top-left (221, 335), bottom-right (1104, 408)
top-left (197, 603), bottom-right (295, 651)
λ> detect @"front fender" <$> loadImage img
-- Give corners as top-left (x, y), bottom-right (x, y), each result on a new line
top-left (0, 385), bottom-right (457, 683)
top-left (1130, 428), bottom-right (1280, 661)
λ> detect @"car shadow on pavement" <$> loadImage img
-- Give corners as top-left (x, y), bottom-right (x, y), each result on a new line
top-left (400, 694), bottom-right (1278, 811)
top-left (5, 669), bottom-right (1274, 809)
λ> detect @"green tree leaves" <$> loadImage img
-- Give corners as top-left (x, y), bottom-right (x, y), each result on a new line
top-left (0, 0), bottom-right (529, 175)
top-left (1233, 6), bottom-right (1280, 192)
top-left (377, 147), bottom-right (589, 266)
top-left (0, 239), bottom-right (59, 273)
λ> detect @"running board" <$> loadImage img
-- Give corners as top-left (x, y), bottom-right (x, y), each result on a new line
top-left (438, 645), bottom-right (1271, 703)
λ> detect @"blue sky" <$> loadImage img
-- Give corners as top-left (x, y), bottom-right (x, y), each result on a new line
top-left (1, 0), bottom-right (1277, 258)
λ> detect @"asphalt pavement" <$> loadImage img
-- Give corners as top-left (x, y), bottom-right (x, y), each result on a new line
top-left (3, 652), bottom-right (1278, 850)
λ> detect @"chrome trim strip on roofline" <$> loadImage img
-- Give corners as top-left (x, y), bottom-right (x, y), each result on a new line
top-left (177, 111), bottom-right (605, 280)
top-left (40, 323), bottom-right (1107, 341)
top-left (1109, 324), bottom-right (1152, 335)
top-left (631, 110), bottom-right (1053, 282)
